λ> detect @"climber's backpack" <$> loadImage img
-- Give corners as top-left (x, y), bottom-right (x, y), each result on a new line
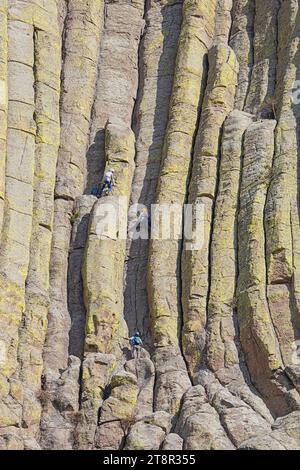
top-left (130, 336), bottom-right (142, 346)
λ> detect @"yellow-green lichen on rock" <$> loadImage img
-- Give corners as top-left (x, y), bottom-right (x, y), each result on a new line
top-left (206, 109), bottom-right (254, 372)
top-left (264, 0), bottom-right (300, 367)
top-left (229, 0), bottom-right (255, 110)
top-left (0, 1), bottom-right (36, 432)
top-left (148, 0), bottom-right (219, 416)
top-left (86, 0), bottom-right (144, 192)
top-left (18, 0), bottom-right (61, 439)
top-left (244, 0), bottom-right (280, 116)
top-left (237, 119), bottom-right (300, 416)
top-left (149, 0), bottom-right (217, 354)
top-left (43, 0), bottom-right (105, 374)
top-left (181, 43), bottom-right (238, 377)
top-left (83, 122), bottom-right (135, 355)
top-left (76, 353), bottom-right (116, 450)
top-left (124, 0), bottom-right (183, 348)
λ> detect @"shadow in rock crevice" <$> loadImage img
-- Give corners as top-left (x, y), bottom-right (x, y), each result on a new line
top-left (68, 212), bottom-right (92, 359)
top-left (85, 129), bottom-right (106, 195)
top-left (123, 2), bottom-right (184, 352)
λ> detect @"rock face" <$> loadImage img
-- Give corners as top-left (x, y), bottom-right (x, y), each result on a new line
top-left (0, 0), bottom-right (300, 450)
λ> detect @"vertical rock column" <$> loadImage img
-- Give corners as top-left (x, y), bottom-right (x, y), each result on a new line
top-left (86, 0), bottom-right (145, 192)
top-left (229, 0), bottom-right (255, 110)
top-left (83, 123), bottom-right (135, 355)
top-left (206, 110), bottom-right (254, 372)
top-left (291, 6), bottom-right (300, 367)
top-left (125, 0), bottom-right (183, 346)
top-left (38, 0), bottom-right (104, 450)
top-left (43, 0), bottom-right (104, 374)
top-left (79, 123), bottom-right (135, 449)
top-left (68, 196), bottom-right (97, 360)
top-left (245, 0), bottom-right (280, 116)
top-left (214, 0), bottom-right (233, 45)
top-left (237, 120), bottom-right (300, 416)
top-left (17, 0), bottom-right (61, 439)
top-left (74, 1), bottom-right (144, 449)
top-left (66, 0), bottom-right (144, 355)
top-left (0, 0), bottom-right (35, 432)
top-left (181, 44), bottom-right (238, 377)
top-left (68, 0), bottom-right (144, 361)
top-left (264, 0), bottom-right (300, 381)
top-left (64, 0), bottom-right (144, 353)
top-left (148, 0), bottom-right (218, 414)
top-left (0, 0), bottom-right (7, 233)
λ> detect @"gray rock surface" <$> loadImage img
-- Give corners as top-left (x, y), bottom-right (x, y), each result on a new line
top-left (0, 0), bottom-right (300, 451)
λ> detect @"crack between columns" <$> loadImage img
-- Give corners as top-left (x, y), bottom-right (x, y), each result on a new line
top-left (264, 125), bottom-right (285, 369)
top-left (180, 48), bottom-right (209, 381)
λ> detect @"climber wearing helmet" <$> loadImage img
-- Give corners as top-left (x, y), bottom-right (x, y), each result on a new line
top-left (128, 331), bottom-right (143, 359)
top-left (99, 168), bottom-right (115, 197)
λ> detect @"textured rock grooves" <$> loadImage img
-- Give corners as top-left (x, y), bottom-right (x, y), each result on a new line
top-left (0, 0), bottom-right (300, 451)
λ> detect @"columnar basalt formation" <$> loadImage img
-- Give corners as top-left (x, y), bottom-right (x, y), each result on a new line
top-left (1, 0), bottom-right (300, 450)
top-left (148, 0), bottom-right (217, 415)
top-left (125, 0), bottom-right (183, 349)
top-left (83, 122), bottom-right (135, 356)
top-left (206, 109), bottom-right (254, 372)
top-left (237, 119), bottom-right (300, 416)
top-left (181, 43), bottom-right (238, 377)
top-left (20, 0), bottom-right (61, 439)
top-left (244, 0), bottom-right (280, 116)
top-left (229, 0), bottom-right (254, 110)
top-left (86, 0), bottom-right (144, 193)
top-left (43, 0), bottom-right (104, 376)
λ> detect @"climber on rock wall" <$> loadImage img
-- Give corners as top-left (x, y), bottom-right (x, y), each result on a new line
top-left (125, 331), bottom-right (143, 359)
top-left (99, 168), bottom-right (115, 197)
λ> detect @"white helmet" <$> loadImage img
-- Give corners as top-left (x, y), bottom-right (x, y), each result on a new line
top-left (110, 169), bottom-right (114, 173)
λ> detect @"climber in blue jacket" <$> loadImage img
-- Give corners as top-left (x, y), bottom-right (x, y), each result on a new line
top-left (127, 331), bottom-right (143, 359)
top-left (99, 168), bottom-right (115, 197)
